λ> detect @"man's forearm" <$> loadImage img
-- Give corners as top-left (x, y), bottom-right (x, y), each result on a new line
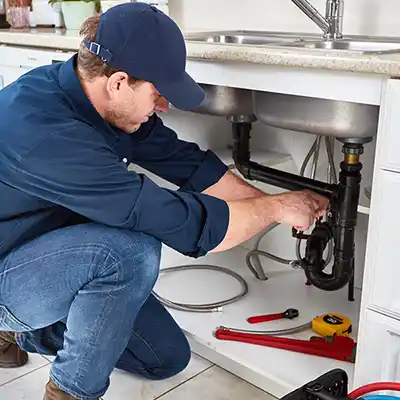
top-left (201, 164), bottom-right (329, 254)
top-left (210, 189), bottom-right (329, 253)
top-left (202, 170), bottom-right (265, 201)
top-left (209, 195), bottom-right (277, 253)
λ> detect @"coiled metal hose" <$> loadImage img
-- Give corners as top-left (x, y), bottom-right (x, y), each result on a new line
top-left (152, 264), bottom-right (249, 313)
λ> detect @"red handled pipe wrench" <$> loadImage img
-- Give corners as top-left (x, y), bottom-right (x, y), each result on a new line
top-left (214, 329), bottom-right (356, 363)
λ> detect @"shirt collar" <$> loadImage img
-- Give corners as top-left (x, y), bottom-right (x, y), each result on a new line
top-left (58, 54), bottom-right (119, 136)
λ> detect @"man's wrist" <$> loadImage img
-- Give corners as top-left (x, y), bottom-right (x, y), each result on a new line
top-left (253, 194), bottom-right (282, 224)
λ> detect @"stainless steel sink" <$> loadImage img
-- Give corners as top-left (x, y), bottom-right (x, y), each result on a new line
top-left (184, 30), bottom-right (387, 139)
top-left (185, 30), bottom-right (400, 54)
top-left (253, 91), bottom-right (379, 141)
top-left (187, 84), bottom-right (380, 141)
top-left (188, 84), bottom-right (256, 122)
top-left (184, 30), bottom-right (311, 45)
top-left (277, 39), bottom-right (400, 54)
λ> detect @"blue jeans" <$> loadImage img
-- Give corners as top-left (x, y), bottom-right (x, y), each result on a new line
top-left (0, 223), bottom-right (191, 400)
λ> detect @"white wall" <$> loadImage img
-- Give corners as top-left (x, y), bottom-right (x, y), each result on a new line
top-left (169, 0), bottom-right (400, 37)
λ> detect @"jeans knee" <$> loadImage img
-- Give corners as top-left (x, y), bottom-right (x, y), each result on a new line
top-left (125, 233), bottom-right (161, 291)
top-left (85, 225), bottom-right (161, 294)
top-left (136, 234), bottom-right (162, 285)
top-left (165, 339), bottom-right (191, 378)
top-left (152, 333), bottom-right (191, 380)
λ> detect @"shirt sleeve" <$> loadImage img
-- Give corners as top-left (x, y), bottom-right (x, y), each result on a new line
top-left (12, 126), bottom-right (230, 258)
top-left (123, 114), bottom-right (229, 192)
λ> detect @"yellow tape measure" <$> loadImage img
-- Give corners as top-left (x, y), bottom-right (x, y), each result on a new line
top-left (312, 313), bottom-right (352, 337)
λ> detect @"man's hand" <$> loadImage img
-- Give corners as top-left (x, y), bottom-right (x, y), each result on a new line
top-left (271, 190), bottom-right (330, 232)
top-left (210, 189), bottom-right (330, 253)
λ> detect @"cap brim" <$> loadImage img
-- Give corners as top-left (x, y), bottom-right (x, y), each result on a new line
top-left (155, 72), bottom-right (205, 111)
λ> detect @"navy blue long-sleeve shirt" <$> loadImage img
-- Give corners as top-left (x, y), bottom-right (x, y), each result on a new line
top-left (0, 55), bottom-right (230, 258)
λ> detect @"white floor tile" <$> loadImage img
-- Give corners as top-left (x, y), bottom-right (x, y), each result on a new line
top-left (157, 365), bottom-right (276, 400)
top-left (0, 353), bottom-right (49, 387)
top-left (0, 363), bottom-right (50, 399)
top-left (0, 353), bottom-right (213, 399)
top-left (103, 353), bottom-right (212, 400)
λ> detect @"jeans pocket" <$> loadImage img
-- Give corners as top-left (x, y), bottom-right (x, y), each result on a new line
top-left (0, 305), bottom-right (32, 332)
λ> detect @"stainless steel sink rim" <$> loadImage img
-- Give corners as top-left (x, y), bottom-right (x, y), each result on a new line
top-left (276, 39), bottom-right (400, 54)
top-left (185, 30), bottom-right (400, 55)
top-left (184, 34), bottom-right (307, 46)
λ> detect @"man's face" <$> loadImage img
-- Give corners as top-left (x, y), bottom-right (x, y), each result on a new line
top-left (105, 74), bottom-right (169, 133)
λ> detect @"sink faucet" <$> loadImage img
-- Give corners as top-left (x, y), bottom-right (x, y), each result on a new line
top-left (291, 0), bottom-right (343, 39)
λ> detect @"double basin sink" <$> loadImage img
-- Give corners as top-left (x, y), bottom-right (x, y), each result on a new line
top-left (181, 31), bottom-right (400, 140)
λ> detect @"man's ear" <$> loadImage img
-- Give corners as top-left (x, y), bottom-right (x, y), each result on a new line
top-left (106, 72), bottom-right (130, 96)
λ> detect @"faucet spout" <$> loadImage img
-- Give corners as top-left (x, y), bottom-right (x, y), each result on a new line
top-left (291, 0), bottom-right (330, 34)
top-left (291, 0), bottom-right (343, 39)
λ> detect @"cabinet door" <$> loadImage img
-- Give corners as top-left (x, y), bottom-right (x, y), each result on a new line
top-left (379, 80), bottom-right (400, 173)
top-left (354, 309), bottom-right (400, 388)
top-left (364, 169), bottom-right (400, 317)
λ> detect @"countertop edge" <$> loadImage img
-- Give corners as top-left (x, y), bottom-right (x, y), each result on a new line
top-left (0, 29), bottom-right (399, 77)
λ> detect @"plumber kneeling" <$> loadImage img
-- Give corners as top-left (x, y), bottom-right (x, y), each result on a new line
top-left (0, 3), bottom-right (329, 399)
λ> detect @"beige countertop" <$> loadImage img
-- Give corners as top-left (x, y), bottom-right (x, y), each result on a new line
top-left (2, 28), bottom-right (400, 77)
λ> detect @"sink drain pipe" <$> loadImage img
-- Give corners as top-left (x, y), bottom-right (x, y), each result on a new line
top-left (231, 121), bottom-right (367, 292)
top-left (232, 122), bottom-right (336, 197)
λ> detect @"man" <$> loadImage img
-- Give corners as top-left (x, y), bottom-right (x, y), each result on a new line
top-left (0, 3), bottom-right (328, 399)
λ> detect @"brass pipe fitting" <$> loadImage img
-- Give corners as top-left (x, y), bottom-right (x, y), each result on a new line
top-left (344, 153), bottom-right (360, 164)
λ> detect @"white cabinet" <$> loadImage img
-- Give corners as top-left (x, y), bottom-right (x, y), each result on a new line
top-left (0, 45), bottom-right (73, 89)
top-left (364, 169), bottom-right (400, 319)
top-left (354, 78), bottom-right (400, 389)
top-left (0, 65), bottom-right (33, 87)
top-left (354, 309), bottom-right (400, 388)
top-left (379, 80), bottom-right (400, 173)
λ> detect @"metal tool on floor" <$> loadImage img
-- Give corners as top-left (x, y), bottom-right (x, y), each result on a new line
top-left (247, 308), bottom-right (299, 324)
top-left (222, 308), bottom-right (311, 336)
top-left (214, 309), bottom-right (355, 361)
top-left (214, 329), bottom-right (356, 363)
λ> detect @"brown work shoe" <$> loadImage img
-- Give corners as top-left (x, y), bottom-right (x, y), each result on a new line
top-left (0, 331), bottom-right (28, 368)
top-left (44, 379), bottom-right (77, 400)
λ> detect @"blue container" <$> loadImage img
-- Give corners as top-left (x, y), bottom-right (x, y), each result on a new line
top-left (363, 396), bottom-right (399, 400)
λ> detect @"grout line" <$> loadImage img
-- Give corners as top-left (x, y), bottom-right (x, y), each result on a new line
top-left (153, 364), bottom-right (215, 400)
top-left (42, 354), bottom-right (55, 363)
top-left (0, 361), bottom-right (51, 388)
top-left (212, 365), bottom-right (278, 399)
top-left (190, 351), bottom-right (215, 366)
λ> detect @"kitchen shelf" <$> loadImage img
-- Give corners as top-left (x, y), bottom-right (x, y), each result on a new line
top-left (155, 245), bottom-right (361, 398)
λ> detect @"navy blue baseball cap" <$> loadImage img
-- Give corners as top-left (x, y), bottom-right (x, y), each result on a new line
top-left (83, 2), bottom-right (204, 110)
